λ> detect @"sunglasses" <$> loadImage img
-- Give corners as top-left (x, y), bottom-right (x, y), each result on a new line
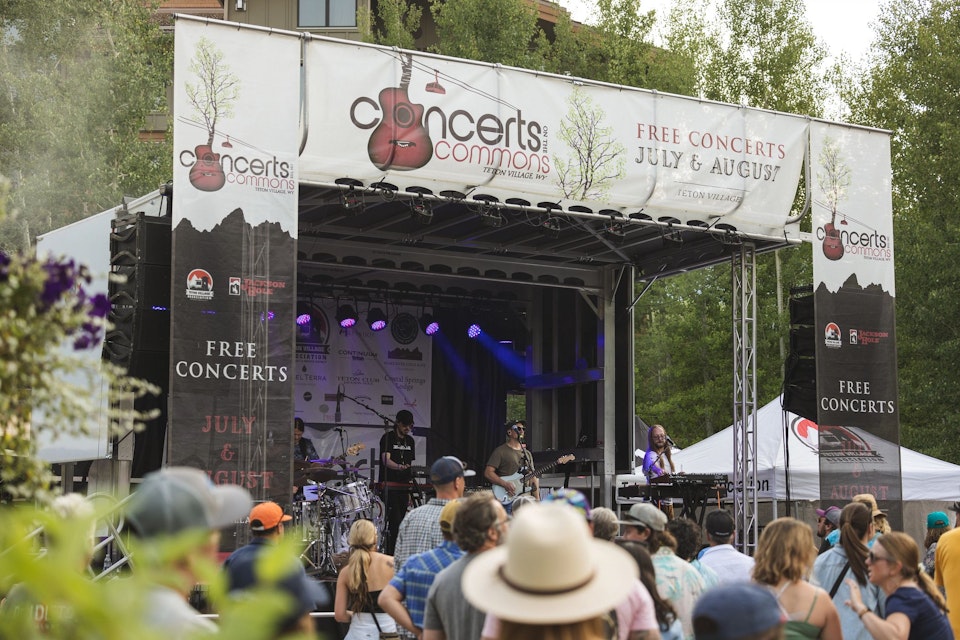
top-left (868, 551), bottom-right (891, 564)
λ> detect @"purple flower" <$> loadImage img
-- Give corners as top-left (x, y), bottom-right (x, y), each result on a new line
top-left (41, 258), bottom-right (77, 310)
top-left (0, 251), bottom-right (9, 283)
top-left (88, 293), bottom-right (111, 318)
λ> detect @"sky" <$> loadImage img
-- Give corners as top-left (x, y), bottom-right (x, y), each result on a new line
top-left (563, 0), bottom-right (883, 62)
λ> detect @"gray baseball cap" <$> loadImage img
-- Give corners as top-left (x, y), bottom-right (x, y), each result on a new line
top-left (126, 466), bottom-right (253, 539)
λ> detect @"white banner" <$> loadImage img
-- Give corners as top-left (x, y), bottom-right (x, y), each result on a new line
top-left (301, 39), bottom-right (809, 239)
top-left (294, 299), bottom-right (433, 427)
top-left (171, 18), bottom-right (300, 503)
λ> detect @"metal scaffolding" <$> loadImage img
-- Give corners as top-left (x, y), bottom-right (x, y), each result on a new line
top-left (732, 243), bottom-right (759, 553)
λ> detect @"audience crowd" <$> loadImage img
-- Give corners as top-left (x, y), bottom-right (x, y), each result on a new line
top-left (4, 462), bottom-right (960, 640)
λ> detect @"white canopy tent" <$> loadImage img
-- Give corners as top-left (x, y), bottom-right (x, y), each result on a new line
top-left (668, 396), bottom-right (960, 502)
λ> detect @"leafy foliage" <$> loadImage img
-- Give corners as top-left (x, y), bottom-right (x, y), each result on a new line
top-left (429, 0), bottom-right (547, 68)
top-left (0, 0), bottom-right (172, 252)
top-left (358, 0), bottom-right (423, 48)
top-left (851, 0), bottom-right (960, 463)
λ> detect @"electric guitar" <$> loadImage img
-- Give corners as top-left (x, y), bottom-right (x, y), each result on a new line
top-left (368, 53), bottom-right (433, 171)
top-left (492, 454), bottom-right (575, 504)
top-left (822, 209), bottom-right (844, 261)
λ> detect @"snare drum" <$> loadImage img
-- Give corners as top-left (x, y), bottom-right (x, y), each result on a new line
top-left (333, 481), bottom-right (372, 515)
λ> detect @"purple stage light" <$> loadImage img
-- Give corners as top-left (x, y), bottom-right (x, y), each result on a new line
top-left (467, 323), bottom-right (482, 339)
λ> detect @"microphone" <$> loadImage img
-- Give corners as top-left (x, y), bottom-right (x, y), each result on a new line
top-left (333, 426), bottom-right (345, 432)
top-left (334, 385), bottom-right (342, 423)
top-left (666, 435), bottom-right (676, 447)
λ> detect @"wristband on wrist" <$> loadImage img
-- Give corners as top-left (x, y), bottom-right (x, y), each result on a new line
top-left (858, 608), bottom-right (869, 619)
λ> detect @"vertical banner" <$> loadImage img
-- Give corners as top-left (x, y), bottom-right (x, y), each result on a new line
top-left (171, 19), bottom-right (300, 507)
top-left (810, 123), bottom-right (902, 528)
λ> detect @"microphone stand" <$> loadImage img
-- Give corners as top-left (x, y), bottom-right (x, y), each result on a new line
top-left (339, 389), bottom-right (397, 429)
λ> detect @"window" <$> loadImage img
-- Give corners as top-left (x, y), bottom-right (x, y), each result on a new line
top-left (299, 0), bottom-right (357, 27)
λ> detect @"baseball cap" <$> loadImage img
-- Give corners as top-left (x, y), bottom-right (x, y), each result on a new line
top-left (126, 466), bottom-right (252, 539)
top-left (705, 509), bottom-right (735, 537)
top-left (693, 582), bottom-right (786, 640)
top-left (396, 410), bottom-right (414, 425)
top-left (249, 501), bottom-right (293, 532)
top-left (543, 488), bottom-right (591, 521)
top-left (430, 456), bottom-right (465, 485)
top-left (439, 498), bottom-right (463, 533)
top-left (816, 506), bottom-right (842, 527)
top-left (928, 511), bottom-right (950, 529)
top-left (618, 503), bottom-right (667, 531)
top-left (442, 455), bottom-right (476, 477)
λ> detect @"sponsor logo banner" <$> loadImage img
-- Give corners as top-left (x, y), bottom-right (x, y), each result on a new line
top-left (294, 299), bottom-right (432, 427)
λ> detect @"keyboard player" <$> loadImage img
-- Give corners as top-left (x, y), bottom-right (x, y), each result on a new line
top-left (642, 424), bottom-right (676, 518)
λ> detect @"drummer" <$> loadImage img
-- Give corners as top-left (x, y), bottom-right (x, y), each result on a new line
top-left (294, 417), bottom-right (319, 463)
top-left (293, 417), bottom-right (320, 499)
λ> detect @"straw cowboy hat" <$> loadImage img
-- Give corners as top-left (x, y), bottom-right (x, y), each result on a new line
top-left (461, 502), bottom-right (637, 625)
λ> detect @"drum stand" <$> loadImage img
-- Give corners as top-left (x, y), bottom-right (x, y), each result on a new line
top-left (300, 512), bottom-right (339, 577)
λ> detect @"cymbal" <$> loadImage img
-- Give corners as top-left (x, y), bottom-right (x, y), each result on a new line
top-left (295, 466), bottom-right (340, 483)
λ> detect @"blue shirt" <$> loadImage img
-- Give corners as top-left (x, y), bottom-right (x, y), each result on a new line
top-left (388, 539), bottom-right (463, 628)
top-left (886, 586), bottom-right (954, 640)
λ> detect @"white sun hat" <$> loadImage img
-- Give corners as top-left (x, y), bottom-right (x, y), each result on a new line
top-left (461, 502), bottom-right (637, 624)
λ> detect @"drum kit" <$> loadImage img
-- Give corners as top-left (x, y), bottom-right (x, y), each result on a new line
top-left (293, 446), bottom-right (385, 577)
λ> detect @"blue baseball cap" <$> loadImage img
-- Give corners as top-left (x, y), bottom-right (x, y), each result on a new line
top-left (693, 582), bottom-right (786, 640)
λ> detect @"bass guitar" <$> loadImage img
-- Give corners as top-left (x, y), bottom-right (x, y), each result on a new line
top-left (492, 454), bottom-right (575, 504)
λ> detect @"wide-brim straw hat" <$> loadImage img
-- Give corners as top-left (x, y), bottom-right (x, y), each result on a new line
top-left (462, 502), bottom-right (637, 625)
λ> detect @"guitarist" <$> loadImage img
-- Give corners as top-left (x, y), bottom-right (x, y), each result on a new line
top-left (484, 420), bottom-right (540, 504)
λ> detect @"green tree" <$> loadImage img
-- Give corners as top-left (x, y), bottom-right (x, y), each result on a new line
top-left (0, 0), bottom-right (172, 251)
top-left (429, 0), bottom-right (547, 68)
top-left (633, 0), bottom-right (826, 440)
top-left (358, 0), bottom-right (422, 48)
top-left (852, 0), bottom-right (960, 463)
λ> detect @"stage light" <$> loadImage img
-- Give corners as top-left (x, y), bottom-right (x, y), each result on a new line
top-left (410, 198), bottom-right (433, 225)
top-left (367, 307), bottom-right (388, 331)
top-left (296, 313), bottom-right (311, 326)
top-left (478, 204), bottom-right (504, 228)
top-left (420, 313), bottom-right (440, 336)
top-left (336, 304), bottom-right (358, 328)
top-left (467, 323), bottom-right (482, 339)
top-left (340, 186), bottom-right (364, 213)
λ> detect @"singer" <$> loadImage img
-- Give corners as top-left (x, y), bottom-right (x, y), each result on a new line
top-left (642, 423), bottom-right (676, 519)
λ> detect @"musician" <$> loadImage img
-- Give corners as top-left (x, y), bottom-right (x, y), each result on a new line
top-left (293, 417), bottom-right (319, 500)
top-left (642, 424), bottom-right (675, 518)
top-left (483, 420), bottom-right (540, 502)
top-left (293, 417), bottom-right (319, 463)
top-left (380, 409), bottom-right (416, 554)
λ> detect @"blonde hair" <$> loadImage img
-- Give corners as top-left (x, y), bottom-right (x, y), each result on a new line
top-left (647, 425), bottom-right (675, 473)
top-left (753, 517), bottom-right (817, 585)
top-left (877, 532), bottom-right (948, 613)
top-left (498, 617), bottom-right (606, 640)
top-left (343, 519), bottom-right (377, 611)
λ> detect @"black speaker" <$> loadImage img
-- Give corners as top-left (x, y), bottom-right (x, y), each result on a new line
top-left (783, 286), bottom-right (817, 421)
top-left (103, 213), bottom-right (171, 368)
top-left (102, 212), bottom-right (171, 478)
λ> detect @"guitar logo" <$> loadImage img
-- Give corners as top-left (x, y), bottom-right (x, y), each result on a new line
top-left (821, 208), bottom-right (844, 261)
top-left (368, 53), bottom-right (433, 171)
top-left (189, 143), bottom-right (226, 192)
